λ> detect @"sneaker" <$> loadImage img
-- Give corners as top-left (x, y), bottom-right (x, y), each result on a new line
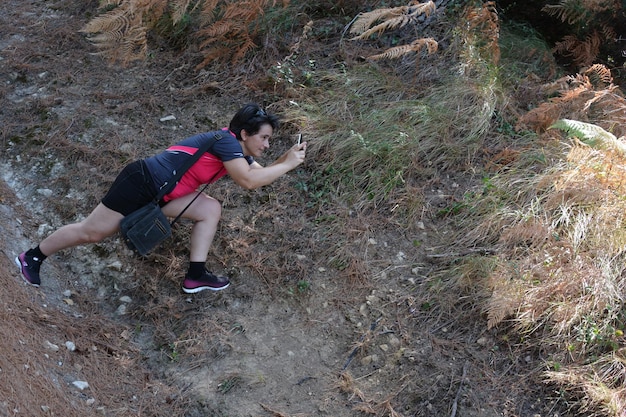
top-left (182, 270), bottom-right (230, 294)
top-left (15, 252), bottom-right (42, 287)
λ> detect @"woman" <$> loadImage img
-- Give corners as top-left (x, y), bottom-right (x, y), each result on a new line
top-left (16, 103), bottom-right (307, 294)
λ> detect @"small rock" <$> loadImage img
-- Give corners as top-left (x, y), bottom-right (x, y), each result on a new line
top-left (107, 261), bottom-right (123, 271)
top-left (36, 224), bottom-right (50, 237)
top-left (65, 341), bottom-right (76, 352)
top-left (388, 335), bottom-right (401, 347)
top-left (477, 337), bottom-right (489, 346)
top-left (360, 354), bottom-right (379, 365)
top-left (159, 115), bottom-right (176, 122)
top-left (62, 290), bottom-right (72, 298)
top-left (359, 303), bottom-right (368, 316)
top-left (379, 344), bottom-right (389, 352)
top-left (116, 304), bottom-right (127, 315)
top-left (365, 295), bottom-right (379, 304)
top-left (72, 381), bottom-right (89, 390)
top-left (119, 296), bottom-right (132, 304)
top-left (36, 188), bottom-right (53, 197)
top-left (44, 341), bottom-right (59, 351)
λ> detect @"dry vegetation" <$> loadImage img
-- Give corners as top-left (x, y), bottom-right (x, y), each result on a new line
top-left (2, 0), bottom-right (626, 416)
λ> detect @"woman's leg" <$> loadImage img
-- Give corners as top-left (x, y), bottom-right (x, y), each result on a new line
top-left (39, 203), bottom-right (124, 256)
top-left (18, 203), bottom-right (124, 286)
top-left (161, 193), bottom-right (222, 262)
top-left (162, 193), bottom-right (228, 293)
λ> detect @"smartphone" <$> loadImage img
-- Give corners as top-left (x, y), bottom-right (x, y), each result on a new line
top-left (297, 133), bottom-right (302, 145)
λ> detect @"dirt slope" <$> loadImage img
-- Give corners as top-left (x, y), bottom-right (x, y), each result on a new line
top-left (1, 1), bottom-right (572, 416)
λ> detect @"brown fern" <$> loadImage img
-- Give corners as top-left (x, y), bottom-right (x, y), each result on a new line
top-left (464, 1), bottom-right (500, 65)
top-left (542, 0), bottom-right (587, 24)
top-left (368, 37), bottom-right (438, 60)
top-left (543, 0), bottom-right (621, 22)
top-left (194, 0), bottom-right (288, 69)
top-left (349, 1), bottom-right (436, 40)
top-left (553, 32), bottom-right (603, 67)
top-left (171, 0), bottom-right (193, 24)
top-left (583, 63), bottom-right (613, 88)
top-left (81, 1), bottom-right (156, 66)
top-left (348, 1), bottom-right (438, 62)
top-left (543, 0), bottom-right (621, 68)
top-left (517, 64), bottom-right (626, 138)
top-left (82, 0), bottom-right (288, 68)
top-left (486, 273), bottom-right (525, 329)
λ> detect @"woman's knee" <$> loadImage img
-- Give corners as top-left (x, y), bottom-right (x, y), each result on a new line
top-left (197, 197), bottom-right (222, 220)
top-left (81, 229), bottom-right (109, 244)
top-left (78, 222), bottom-right (115, 244)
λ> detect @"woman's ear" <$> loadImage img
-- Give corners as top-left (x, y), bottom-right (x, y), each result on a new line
top-left (240, 129), bottom-right (249, 141)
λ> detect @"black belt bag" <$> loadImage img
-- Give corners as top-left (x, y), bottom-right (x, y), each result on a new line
top-left (119, 131), bottom-right (224, 256)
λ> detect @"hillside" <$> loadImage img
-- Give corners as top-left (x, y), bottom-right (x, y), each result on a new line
top-left (2, 0), bottom-right (624, 416)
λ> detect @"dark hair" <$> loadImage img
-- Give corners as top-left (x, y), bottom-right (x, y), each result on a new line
top-left (229, 103), bottom-right (280, 141)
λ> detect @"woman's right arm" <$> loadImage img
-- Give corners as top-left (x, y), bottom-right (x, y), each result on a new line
top-left (224, 143), bottom-right (306, 190)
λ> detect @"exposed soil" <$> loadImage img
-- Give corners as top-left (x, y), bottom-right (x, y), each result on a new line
top-left (0, 1), bottom-right (574, 416)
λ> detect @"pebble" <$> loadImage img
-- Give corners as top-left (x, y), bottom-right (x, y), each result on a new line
top-left (72, 381), bottom-right (89, 390)
top-left (477, 337), bottom-right (489, 346)
top-left (36, 188), bottom-right (53, 197)
top-left (44, 341), bottom-right (59, 351)
top-left (107, 261), bottom-right (123, 271)
top-left (116, 304), bottom-right (127, 315)
top-left (361, 354), bottom-right (379, 365)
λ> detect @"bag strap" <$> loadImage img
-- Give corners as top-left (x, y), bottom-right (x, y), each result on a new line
top-left (155, 131), bottom-right (224, 201)
top-left (169, 179), bottom-right (211, 226)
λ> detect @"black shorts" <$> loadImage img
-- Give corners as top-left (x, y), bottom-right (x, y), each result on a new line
top-left (101, 160), bottom-right (158, 216)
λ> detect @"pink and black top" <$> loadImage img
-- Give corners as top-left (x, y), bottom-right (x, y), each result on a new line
top-left (143, 128), bottom-right (253, 202)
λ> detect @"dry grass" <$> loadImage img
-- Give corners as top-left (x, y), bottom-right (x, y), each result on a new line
top-left (301, 2), bottom-right (626, 414)
top-left (0, 253), bottom-right (189, 416)
top-left (436, 67), bottom-right (626, 414)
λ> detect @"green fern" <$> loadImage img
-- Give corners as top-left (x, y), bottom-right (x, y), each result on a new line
top-left (550, 119), bottom-right (626, 154)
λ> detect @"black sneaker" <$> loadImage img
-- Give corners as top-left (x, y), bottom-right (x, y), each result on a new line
top-left (15, 252), bottom-right (42, 287)
top-left (182, 269), bottom-right (230, 294)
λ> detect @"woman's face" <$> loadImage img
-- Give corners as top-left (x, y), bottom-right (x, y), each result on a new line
top-left (241, 123), bottom-right (273, 158)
